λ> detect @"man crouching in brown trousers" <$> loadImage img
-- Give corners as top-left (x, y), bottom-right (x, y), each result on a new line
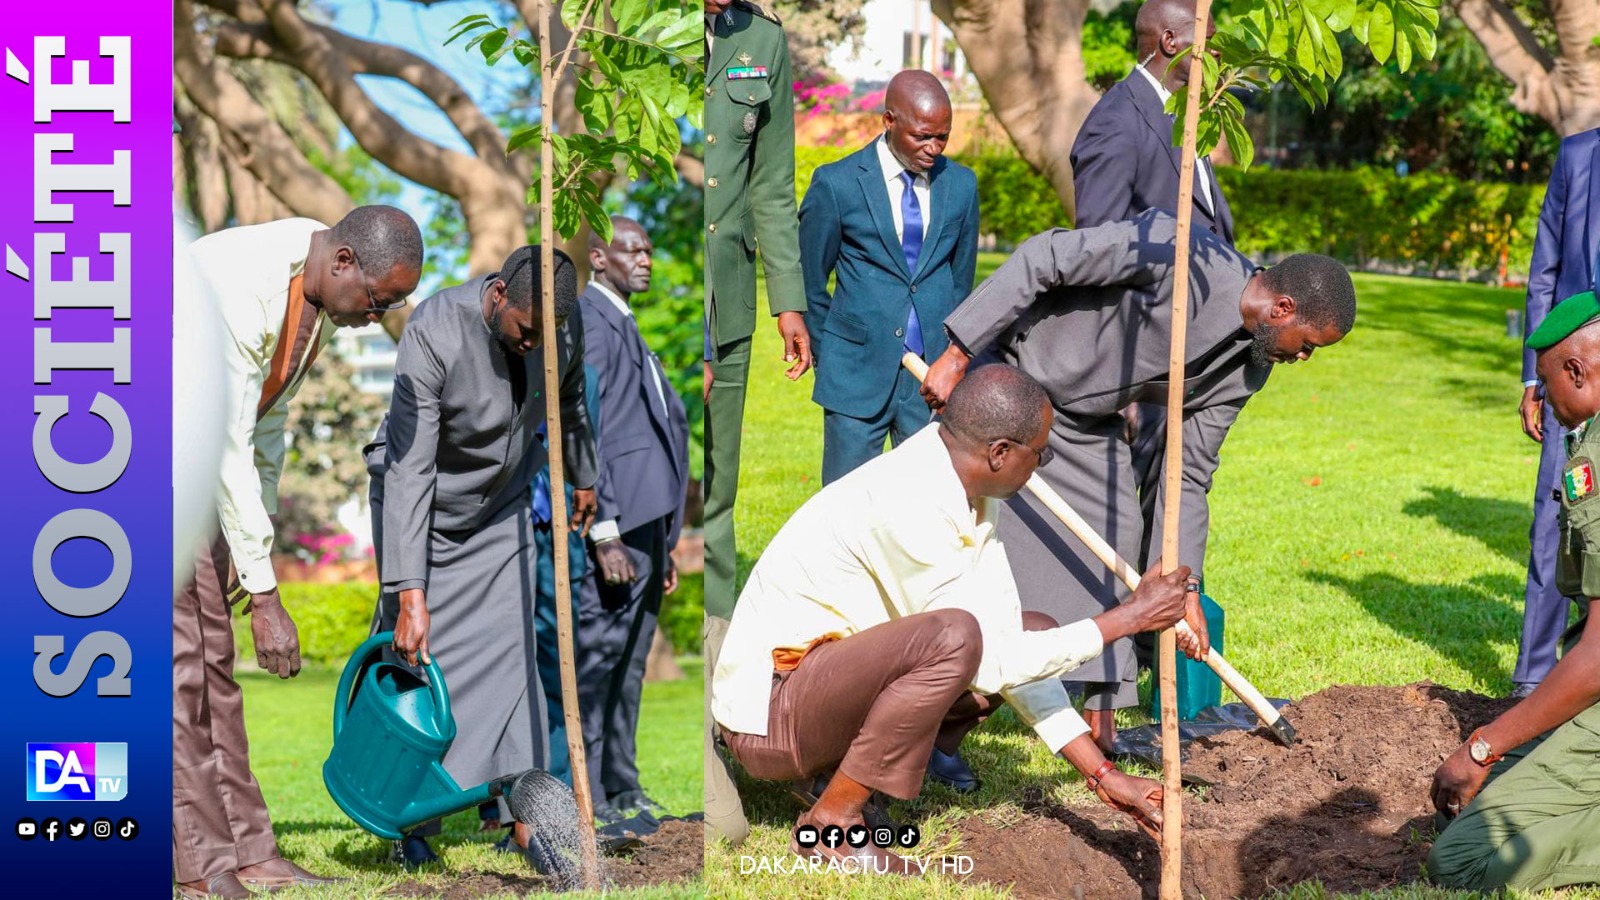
top-left (711, 363), bottom-right (1203, 873)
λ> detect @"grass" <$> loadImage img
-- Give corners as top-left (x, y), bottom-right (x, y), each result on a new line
top-left (239, 657), bottom-right (705, 899)
top-left (707, 258), bottom-right (1597, 899)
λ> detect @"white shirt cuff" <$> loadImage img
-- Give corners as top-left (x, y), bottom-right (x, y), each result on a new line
top-left (1524, 379), bottom-right (1541, 388)
top-left (589, 519), bottom-right (622, 542)
top-left (1031, 704), bottom-right (1091, 754)
top-left (235, 555), bottom-right (277, 594)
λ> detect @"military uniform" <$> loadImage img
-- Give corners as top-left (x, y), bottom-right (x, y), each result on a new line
top-left (703, 0), bottom-right (805, 846)
top-left (704, 0), bottom-right (805, 619)
top-left (1429, 297), bottom-right (1600, 892)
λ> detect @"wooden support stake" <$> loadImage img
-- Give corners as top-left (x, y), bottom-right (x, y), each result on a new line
top-left (1162, 2), bottom-right (1216, 897)
top-left (538, 0), bottom-right (600, 887)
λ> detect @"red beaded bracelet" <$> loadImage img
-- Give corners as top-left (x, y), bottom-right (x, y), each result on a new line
top-left (1087, 760), bottom-right (1116, 791)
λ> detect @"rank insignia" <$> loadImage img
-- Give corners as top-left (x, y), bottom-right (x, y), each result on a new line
top-left (742, 110), bottom-right (757, 133)
top-left (1566, 457), bottom-right (1596, 503)
top-left (727, 66), bottom-right (769, 79)
top-left (738, 52), bottom-right (753, 66)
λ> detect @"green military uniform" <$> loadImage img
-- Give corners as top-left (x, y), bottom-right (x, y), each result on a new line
top-left (703, 0), bottom-right (805, 847)
top-left (1429, 296), bottom-right (1600, 892)
top-left (704, 0), bottom-right (805, 620)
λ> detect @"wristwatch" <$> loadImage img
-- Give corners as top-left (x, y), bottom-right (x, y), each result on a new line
top-left (1468, 729), bottom-right (1502, 766)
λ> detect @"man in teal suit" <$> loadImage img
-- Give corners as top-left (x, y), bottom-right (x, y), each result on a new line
top-left (800, 70), bottom-right (979, 484)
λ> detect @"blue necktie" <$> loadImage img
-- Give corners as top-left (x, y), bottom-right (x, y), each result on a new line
top-left (532, 421), bottom-right (551, 524)
top-left (900, 170), bottom-right (925, 356)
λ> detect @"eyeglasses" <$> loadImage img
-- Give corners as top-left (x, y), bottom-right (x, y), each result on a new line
top-left (349, 247), bottom-right (409, 313)
top-left (991, 438), bottom-right (1054, 468)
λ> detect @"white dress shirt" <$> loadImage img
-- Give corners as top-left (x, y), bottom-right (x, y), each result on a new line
top-left (586, 278), bottom-right (672, 544)
top-left (713, 424), bottom-right (1106, 753)
top-left (186, 218), bottom-right (333, 594)
top-left (877, 135), bottom-right (932, 246)
top-left (1134, 64), bottom-right (1216, 214)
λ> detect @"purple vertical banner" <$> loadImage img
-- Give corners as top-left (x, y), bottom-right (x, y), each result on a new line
top-left (0, 4), bottom-right (172, 893)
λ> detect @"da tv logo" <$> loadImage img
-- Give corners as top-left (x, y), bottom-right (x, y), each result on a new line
top-left (26, 743), bottom-right (127, 801)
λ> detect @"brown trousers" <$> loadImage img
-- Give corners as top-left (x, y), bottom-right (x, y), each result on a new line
top-left (724, 609), bottom-right (1055, 800)
top-left (172, 534), bottom-right (279, 883)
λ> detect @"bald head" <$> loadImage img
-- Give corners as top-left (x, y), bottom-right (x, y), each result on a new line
top-left (941, 364), bottom-right (1052, 502)
top-left (1135, 0), bottom-right (1215, 90)
top-left (943, 365), bottom-right (1049, 447)
top-left (882, 70), bottom-right (953, 175)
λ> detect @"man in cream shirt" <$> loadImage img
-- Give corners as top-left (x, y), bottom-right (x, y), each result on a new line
top-left (712, 364), bottom-right (1196, 873)
top-left (176, 207), bottom-right (421, 900)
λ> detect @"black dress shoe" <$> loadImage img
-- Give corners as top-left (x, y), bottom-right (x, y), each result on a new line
top-left (789, 776), bottom-right (897, 833)
top-left (926, 748), bottom-right (981, 793)
top-left (609, 789), bottom-right (668, 819)
top-left (389, 834), bottom-right (439, 869)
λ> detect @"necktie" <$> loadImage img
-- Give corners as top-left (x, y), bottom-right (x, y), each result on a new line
top-left (532, 421), bottom-right (551, 525)
top-left (900, 170), bottom-right (925, 356)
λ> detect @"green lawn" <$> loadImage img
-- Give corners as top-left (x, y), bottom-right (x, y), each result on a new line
top-left (239, 658), bottom-right (704, 899)
top-left (707, 260), bottom-right (1596, 899)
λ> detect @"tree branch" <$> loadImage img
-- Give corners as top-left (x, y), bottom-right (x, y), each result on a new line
top-left (175, 0), bottom-right (355, 225)
top-left (1452, 0), bottom-right (1561, 126)
top-left (210, 14), bottom-right (524, 179)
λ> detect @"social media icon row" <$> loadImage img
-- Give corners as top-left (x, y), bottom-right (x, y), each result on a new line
top-left (16, 817), bottom-right (136, 841)
top-left (794, 823), bottom-right (919, 850)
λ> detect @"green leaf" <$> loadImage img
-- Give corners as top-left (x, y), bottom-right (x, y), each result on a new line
top-left (658, 10), bottom-right (704, 49)
top-left (479, 30), bottom-right (507, 64)
top-left (1351, 7), bottom-right (1370, 42)
top-left (560, 0), bottom-right (589, 31)
top-left (513, 41), bottom-right (537, 68)
top-left (552, 190), bottom-right (581, 240)
top-left (1410, 21), bottom-right (1438, 59)
top-left (508, 125), bottom-right (542, 155)
top-left (1219, 104), bottom-right (1254, 171)
top-left (1369, 1), bottom-right (1395, 64)
top-left (575, 75), bottom-right (613, 134)
top-left (1317, 19), bottom-right (1344, 79)
top-left (551, 132), bottom-right (571, 174)
top-left (1326, 0), bottom-right (1358, 31)
top-left (1394, 20), bottom-right (1414, 71)
top-left (610, 0), bottom-right (646, 31)
top-left (1268, 19), bottom-right (1290, 56)
top-left (574, 182), bottom-right (610, 242)
top-left (1295, 23), bottom-right (1318, 73)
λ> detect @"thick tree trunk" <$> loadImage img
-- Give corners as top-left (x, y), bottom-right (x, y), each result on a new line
top-left (1453, 0), bottom-right (1600, 134)
top-left (932, 0), bottom-right (1100, 222)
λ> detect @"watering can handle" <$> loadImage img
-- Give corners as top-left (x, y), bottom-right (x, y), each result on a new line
top-left (332, 631), bottom-right (452, 739)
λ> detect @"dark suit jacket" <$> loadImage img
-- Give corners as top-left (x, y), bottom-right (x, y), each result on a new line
top-left (1071, 71), bottom-right (1234, 243)
top-left (944, 210), bottom-right (1266, 571)
top-left (366, 276), bottom-right (598, 592)
top-left (801, 140), bottom-right (980, 418)
top-left (1524, 128), bottom-right (1600, 381)
top-left (579, 284), bottom-right (690, 549)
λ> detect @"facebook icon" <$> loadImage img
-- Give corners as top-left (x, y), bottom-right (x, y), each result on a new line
top-left (26, 743), bottom-right (128, 801)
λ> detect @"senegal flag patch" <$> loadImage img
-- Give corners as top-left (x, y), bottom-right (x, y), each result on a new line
top-left (1566, 457), bottom-right (1596, 503)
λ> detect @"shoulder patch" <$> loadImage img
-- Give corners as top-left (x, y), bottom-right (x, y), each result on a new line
top-left (1566, 456), bottom-right (1597, 504)
top-left (738, 0), bottom-right (783, 26)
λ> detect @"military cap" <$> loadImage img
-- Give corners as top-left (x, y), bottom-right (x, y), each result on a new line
top-left (1529, 291), bottom-right (1600, 350)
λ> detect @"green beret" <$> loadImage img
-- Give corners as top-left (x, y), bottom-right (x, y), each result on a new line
top-left (1529, 291), bottom-right (1600, 350)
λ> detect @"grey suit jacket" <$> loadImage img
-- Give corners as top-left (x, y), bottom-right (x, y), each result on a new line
top-left (579, 284), bottom-right (690, 548)
top-left (367, 276), bottom-right (599, 592)
top-left (944, 209), bottom-right (1269, 570)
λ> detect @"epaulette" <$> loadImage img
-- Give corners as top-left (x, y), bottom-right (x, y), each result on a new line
top-left (736, 0), bottom-right (783, 26)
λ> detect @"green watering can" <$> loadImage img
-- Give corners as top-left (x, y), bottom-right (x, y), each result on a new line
top-left (323, 632), bottom-right (583, 884)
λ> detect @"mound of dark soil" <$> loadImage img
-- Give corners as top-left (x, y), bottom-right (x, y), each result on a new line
top-left (962, 683), bottom-right (1514, 899)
